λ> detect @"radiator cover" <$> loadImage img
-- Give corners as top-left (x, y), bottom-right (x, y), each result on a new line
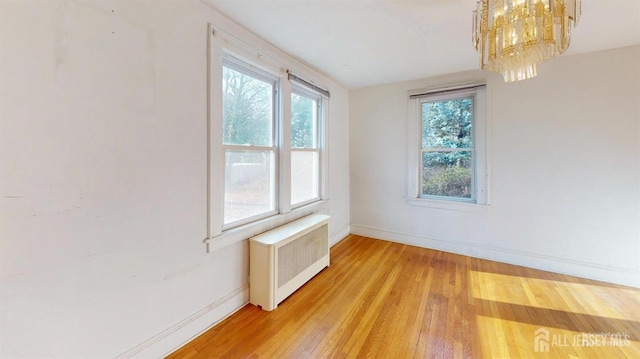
top-left (249, 214), bottom-right (330, 311)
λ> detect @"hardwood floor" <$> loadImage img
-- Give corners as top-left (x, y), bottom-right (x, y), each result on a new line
top-left (168, 235), bottom-right (640, 358)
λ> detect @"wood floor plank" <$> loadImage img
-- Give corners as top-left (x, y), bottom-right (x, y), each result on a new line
top-left (167, 235), bottom-right (640, 358)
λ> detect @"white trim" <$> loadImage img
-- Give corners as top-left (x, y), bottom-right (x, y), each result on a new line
top-left (223, 145), bottom-right (277, 151)
top-left (407, 86), bottom-right (488, 205)
top-left (116, 287), bottom-right (249, 359)
top-left (209, 201), bottom-right (327, 252)
top-left (329, 225), bottom-right (351, 247)
top-left (208, 24), bottom-right (224, 239)
top-left (290, 148), bottom-right (321, 153)
top-left (320, 97), bottom-right (329, 200)
top-left (350, 225), bottom-right (640, 288)
top-left (223, 209), bottom-right (279, 231)
top-left (406, 197), bottom-right (489, 212)
top-left (406, 98), bottom-right (420, 198)
top-left (280, 78), bottom-right (292, 215)
top-left (291, 197), bottom-right (322, 210)
top-left (474, 87), bottom-right (489, 205)
top-left (217, 31), bottom-right (284, 79)
top-left (223, 53), bottom-right (281, 84)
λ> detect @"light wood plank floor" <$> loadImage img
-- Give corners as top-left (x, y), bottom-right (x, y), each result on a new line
top-left (168, 235), bottom-right (640, 358)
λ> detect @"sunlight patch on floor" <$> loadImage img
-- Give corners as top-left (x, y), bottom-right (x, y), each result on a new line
top-left (470, 270), bottom-right (640, 321)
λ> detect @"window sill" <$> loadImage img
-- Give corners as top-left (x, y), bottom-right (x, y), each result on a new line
top-left (208, 200), bottom-right (327, 252)
top-left (406, 197), bottom-right (490, 212)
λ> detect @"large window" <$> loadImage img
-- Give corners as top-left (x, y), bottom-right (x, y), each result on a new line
top-left (212, 50), bottom-right (328, 234)
top-left (222, 58), bottom-right (278, 226)
top-left (408, 85), bottom-right (488, 206)
top-left (290, 87), bottom-right (321, 207)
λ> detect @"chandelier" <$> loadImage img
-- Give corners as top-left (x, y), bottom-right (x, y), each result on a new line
top-left (473, 0), bottom-right (581, 82)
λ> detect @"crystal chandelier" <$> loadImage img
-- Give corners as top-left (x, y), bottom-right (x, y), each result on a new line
top-left (473, 0), bottom-right (581, 82)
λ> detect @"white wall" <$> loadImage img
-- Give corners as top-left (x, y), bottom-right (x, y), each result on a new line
top-left (350, 45), bottom-right (640, 288)
top-left (0, 1), bottom-right (349, 357)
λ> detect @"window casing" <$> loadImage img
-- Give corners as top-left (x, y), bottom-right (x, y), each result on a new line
top-left (207, 30), bottom-right (330, 239)
top-left (408, 85), bottom-right (488, 207)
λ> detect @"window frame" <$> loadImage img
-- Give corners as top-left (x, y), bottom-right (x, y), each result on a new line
top-left (221, 56), bottom-right (280, 229)
top-left (420, 94), bottom-right (476, 202)
top-left (206, 25), bottom-right (330, 245)
top-left (407, 85), bottom-right (489, 209)
top-left (290, 84), bottom-right (323, 209)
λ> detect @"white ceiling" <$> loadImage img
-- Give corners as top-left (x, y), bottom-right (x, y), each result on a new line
top-left (205, 0), bottom-right (640, 89)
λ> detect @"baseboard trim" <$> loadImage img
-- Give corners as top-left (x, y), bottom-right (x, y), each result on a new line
top-left (350, 225), bottom-right (640, 288)
top-left (330, 225), bottom-right (351, 247)
top-left (115, 286), bottom-right (249, 359)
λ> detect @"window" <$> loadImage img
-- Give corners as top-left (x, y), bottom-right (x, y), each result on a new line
top-left (421, 97), bottom-right (473, 200)
top-left (408, 85), bottom-right (488, 206)
top-left (207, 26), bottom-right (330, 241)
top-left (290, 87), bottom-right (321, 207)
top-left (222, 58), bottom-right (278, 226)
top-left (210, 46), bottom-right (329, 236)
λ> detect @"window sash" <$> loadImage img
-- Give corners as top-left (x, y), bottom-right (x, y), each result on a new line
top-left (420, 149), bottom-right (475, 201)
top-left (419, 94), bottom-right (477, 202)
top-left (222, 58), bottom-right (278, 148)
top-left (290, 85), bottom-right (322, 207)
top-left (223, 148), bottom-right (278, 228)
top-left (221, 57), bottom-right (280, 228)
top-left (421, 147), bottom-right (474, 152)
top-left (224, 55), bottom-right (280, 87)
top-left (291, 148), bottom-right (321, 207)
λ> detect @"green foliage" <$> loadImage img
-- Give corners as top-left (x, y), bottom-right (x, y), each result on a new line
top-left (422, 165), bottom-right (471, 198)
top-left (423, 151), bottom-right (472, 168)
top-left (421, 97), bottom-right (473, 198)
top-left (422, 98), bottom-right (472, 165)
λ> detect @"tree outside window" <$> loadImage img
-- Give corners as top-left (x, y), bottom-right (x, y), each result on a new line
top-left (421, 97), bottom-right (474, 200)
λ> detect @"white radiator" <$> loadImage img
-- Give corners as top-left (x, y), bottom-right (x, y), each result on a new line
top-left (249, 213), bottom-right (330, 311)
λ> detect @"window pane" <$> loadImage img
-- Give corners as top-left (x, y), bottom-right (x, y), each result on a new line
top-left (224, 150), bottom-right (275, 224)
top-left (222, 66), bottom-right (273, 146)
top-left (291, 150), bottom-right (319, 205)
top-left (291, 93), bottom-right (316, 149)
top-left (422, 98), bottom-right (473, 149)
top-left (422, 151), bottom-right (472, 199)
